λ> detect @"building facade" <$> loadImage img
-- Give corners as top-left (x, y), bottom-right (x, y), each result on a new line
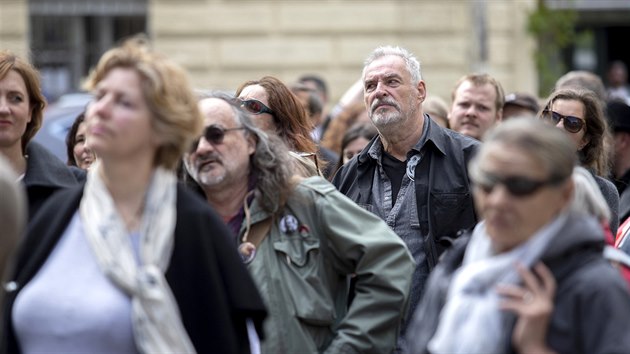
top-left (3, 0), bottom-right (540, 103)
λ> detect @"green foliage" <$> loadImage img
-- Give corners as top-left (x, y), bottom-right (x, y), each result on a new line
top-left (527, 1), bottom-right (578, 96)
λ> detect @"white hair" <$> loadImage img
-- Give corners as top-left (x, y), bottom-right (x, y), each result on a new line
top-left (362, 46), bottom-right (422, 85)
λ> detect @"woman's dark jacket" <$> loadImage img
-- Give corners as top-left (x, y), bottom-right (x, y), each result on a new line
top-left (1, 184), bottom-right (267, 354)
top-left (404, 212), bottom-right (630, 354)
top-left (23, 142), bottom-right (84, 220)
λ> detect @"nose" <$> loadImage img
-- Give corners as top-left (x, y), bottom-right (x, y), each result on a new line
top-left (193, 135), bottom-right (216, 155)
top-left (0, 98), bottom-right (9, 115)
top-left (88, 96), bottom-right (111, 119)
top-left (374, 81), bottom-right (389, 99)
top-left (554, 119), bottom-right (564, 130)
top-left (485, 183), bottom-right (512, 207)
top-left (465, 104), bottom-right (477, 117)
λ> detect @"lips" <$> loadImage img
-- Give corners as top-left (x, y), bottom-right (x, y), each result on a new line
top-left (197, 158), bottom-right (219, 172)
top-left (372, 99), bottom-right (398, 112)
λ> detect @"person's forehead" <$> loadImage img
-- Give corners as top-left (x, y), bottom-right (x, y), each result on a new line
top-left (199, 98), bottom-right (237, 127)
top-left (239, 84), bottom-right (268, 101)
top-left (0, 70), bottom-right (28, 92)
top-left (364, 56), bottom-right (407, 79)
top-left (454, 82), bottom-right (497, 106)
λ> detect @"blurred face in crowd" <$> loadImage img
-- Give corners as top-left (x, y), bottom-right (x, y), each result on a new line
top-left (548, 99), bottom-right (588, 151)
top-left (185, 98), bottom-right (254, 192)
top-left (449, 80), bottom-right (502, 140)
top-left (343, 136), bottom-right (371, 164)
top-left (0, 70), bottom-right (31, 152)
top-left (363, 55), bottom-right (425, 131)
top-left (472, 142), bottom-right (572, 253)
top-left (86, 68), bottom-right (156, 163)
top-left (73, 121), bottom-right (95, 169)
top-left (238, 84), bottom-right (277, 133)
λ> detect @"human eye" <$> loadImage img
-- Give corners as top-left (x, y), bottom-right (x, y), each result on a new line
top-left (387, 78), bottom-right (400, 87)
top-left (8, 93), bottom-right (25, 103)
top-left (364, 81), bottom-right (376, 92)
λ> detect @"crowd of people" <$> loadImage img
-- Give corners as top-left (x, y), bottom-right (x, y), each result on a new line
top-left (1, 35), bottom-right (630, 353)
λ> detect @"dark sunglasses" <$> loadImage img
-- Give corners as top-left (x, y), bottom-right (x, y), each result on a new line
top-left (239, 99), bottom-right (275, 116)
top-left (190, 125), bottom-right (245, 152)
top-left (472, 171), bottom-right (563, 197)
top-left (540, 109), bottom-right (585, 134)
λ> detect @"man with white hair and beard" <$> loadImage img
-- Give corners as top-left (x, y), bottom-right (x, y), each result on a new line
top-left (332, 46), bottom-right (480, 349)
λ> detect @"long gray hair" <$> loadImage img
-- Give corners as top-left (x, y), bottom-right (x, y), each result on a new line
top-left (193, 92), bottom-right (296, 213)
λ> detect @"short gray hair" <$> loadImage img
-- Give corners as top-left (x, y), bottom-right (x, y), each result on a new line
top-left (469, 118), bottom-right (576, 183)
top-left (362, 46), bottom-right (422, 85)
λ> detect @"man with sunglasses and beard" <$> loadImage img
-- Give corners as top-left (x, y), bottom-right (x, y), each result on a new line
top-left (331, 46), bottom-right (480, 350)
top-left (183, 93), bottom-right (414, 353)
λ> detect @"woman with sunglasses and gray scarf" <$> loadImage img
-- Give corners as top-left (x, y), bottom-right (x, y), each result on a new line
top-left (404, 118), bottom-right (630, 354)
top-left (538, 88), bottom-right (619, 235)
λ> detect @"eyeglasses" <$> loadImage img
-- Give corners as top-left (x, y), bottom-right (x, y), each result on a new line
top-left (540, 109), bottom-right (585, 134)
top-left (190, 125), bottom-right (245, 152)
top-left (239, 99), bottom-right (275, 116)
top-left (472, 170), bottom-right (563, 197)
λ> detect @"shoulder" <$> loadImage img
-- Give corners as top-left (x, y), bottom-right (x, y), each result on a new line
top-left (175, 184), bottom-right (226, 230)
top-left (24, 142), bottom-right (80, 188)
top-left (593, 175), bottom-right (619, 200)
top-left (428, 120), bottom-right (480, 152)
top-left (296, 176), bottom-right (337, 196)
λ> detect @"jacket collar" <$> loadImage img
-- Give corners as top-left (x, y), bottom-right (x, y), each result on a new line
top-left (357, 114), bottom-right (449, 166)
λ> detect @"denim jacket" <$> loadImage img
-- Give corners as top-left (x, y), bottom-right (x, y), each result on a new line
top-left (241, 176), bottom-right (414, 353)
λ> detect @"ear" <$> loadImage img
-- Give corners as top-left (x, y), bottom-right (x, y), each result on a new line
top-left (496, 108), bottom-right (503, 122)
top-left (246, 134), bottom-right (257, 156)
top-left (417, 80), bottom-right (427, 103)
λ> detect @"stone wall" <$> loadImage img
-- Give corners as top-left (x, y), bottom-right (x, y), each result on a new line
top-left (0, 0), bottom-right (538, 104)
top-left (0, 0), bottom-right (29, 58)
top-left (150, 0), bottom-right (538, 104)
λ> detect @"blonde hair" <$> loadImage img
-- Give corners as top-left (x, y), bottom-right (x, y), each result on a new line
top-left (84, 35), bottom-right (202, 170)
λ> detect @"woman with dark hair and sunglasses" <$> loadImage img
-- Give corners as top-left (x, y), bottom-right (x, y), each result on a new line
top-left (235, 76), bottom-right (322, 175)
top-left (538, 88), bottom-right (619, 234)
top-left (404, 118), bottom-right (630, 354)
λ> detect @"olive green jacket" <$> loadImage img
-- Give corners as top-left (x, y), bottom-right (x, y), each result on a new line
top-left (242, 176), bottom-right (414, 353)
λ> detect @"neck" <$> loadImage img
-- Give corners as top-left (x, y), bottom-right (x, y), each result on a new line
top-left (205, 180), bottom-right (250, 221)
top-left (100, 157), bottom-right (155, 230)
top-left (379, 114), bottom-right (425, 161)
top-left (0, 143), bottom-right (27, 176)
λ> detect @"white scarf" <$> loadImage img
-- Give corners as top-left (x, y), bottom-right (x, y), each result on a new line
top-left (428, 213), bottom-right (567, 354)
top-left (80, 161), bottom-right (196, 354)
